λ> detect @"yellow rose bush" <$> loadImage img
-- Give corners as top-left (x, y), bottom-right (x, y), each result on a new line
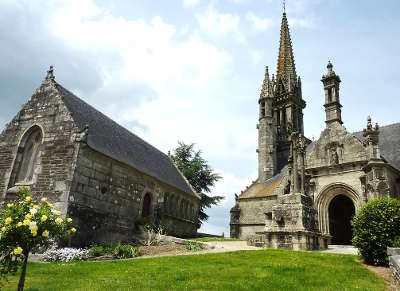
top-left (0, 189), bottom-right (76, 291)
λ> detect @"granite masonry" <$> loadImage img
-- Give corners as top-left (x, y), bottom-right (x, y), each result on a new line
top-left (0, 67), bottom-right (201, 246)
top-left (230, 11), bottom-right (400, 250)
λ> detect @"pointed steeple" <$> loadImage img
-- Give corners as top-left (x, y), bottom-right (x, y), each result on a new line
top-left (276, 11), bottom-right (297, 94)
top-left (259, 66), bottom-right (273, 100)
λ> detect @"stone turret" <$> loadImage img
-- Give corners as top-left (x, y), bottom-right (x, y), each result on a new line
top-left (363, 116), bottom-right (380, 159)
top-left (321, 61), bottom-right (342, 124)
top-left (257, 66), bottom-right (277, 182)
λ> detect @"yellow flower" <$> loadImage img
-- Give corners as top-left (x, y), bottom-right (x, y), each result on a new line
top-left (41, 197), bottom-right (47, 202)
top-left (71, 227), bottom-right (77, 233)
top-left (67, 218), bottom-right (72, 223)
top-left (31, 230), bottom-right (37, 237)
top-left (5, 217), bottom-right (12, 225)
top-left (55, 217), bottom-right (63, 224)
top-left (13, 247), bottom-right (23, 255)
top-left (17, 222), bottom-right (23, 227)
top-left (47, 202), bottom-right (53, 208)
top-left (42, 230), bottom-right (49, 238)
top-left (33, 204), bottom-right (39, 209)
top-left (23, 219), bottom-right (30, 226)
top-left (25, 196), bottom-right (31, 202)
top-left (7, 203), bottom-right (13, 208)
top-left (1, 227), bottom-right (6, 232)
top-left (25, 213), bottom-right (32, 220)
top-left (56, 210), bottom-right (61, 216)
top-left (41, 215), bottom-right (48, 222)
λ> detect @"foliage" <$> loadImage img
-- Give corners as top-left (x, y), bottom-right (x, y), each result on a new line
top-left (89, 243), bottom-right (139, 259)
top-left (1, 249), bottom-right (386, 290)
top-left (113, 243), bottom-right (139, 259)
top-left (184, 241), bottom-right (204, 252)
top-left (171, 142), bottom-right (223, 227)
top-left (42, 247), bottom-right (88, 262)
top-left (352, 197), bottom-right (400, 266)
top-left (140, 224), bottom-right (165, 246)
top-left (0, 189), bottom-right (75, 290)
top-left (392, 236), bottom-right (400, 248)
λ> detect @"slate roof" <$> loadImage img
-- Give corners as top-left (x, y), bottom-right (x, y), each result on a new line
top-left (56, 83), bottom-right (198, 198)
top-left (353, 122), bottom-right (400, 171)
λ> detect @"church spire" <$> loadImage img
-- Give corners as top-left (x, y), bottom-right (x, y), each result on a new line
top-left (276, 10), bottom-right (297, 94)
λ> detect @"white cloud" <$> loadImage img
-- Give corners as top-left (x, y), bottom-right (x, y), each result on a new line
top-left (183, 0), bottom-right (200, 7)
top-left (250, 50), bottom-right (262, 64)
top-left (246, 11), bottom-right (273, 32)
top-left (195, 5), bottom-right (245, 43)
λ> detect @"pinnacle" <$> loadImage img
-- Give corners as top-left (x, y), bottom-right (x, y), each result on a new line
top-left (44, 65), bottom-right (55, 82)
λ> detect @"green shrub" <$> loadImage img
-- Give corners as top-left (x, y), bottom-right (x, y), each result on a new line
top-left (89, 243), bottom-right (122, 257)
top-left (352, 197), bottom-right (400, 266)
top-left (392, 236), bottom-right (400, 248)
top-left (88, 245), bottom-right (105, 257)
top-left (184, 241), bottom-right (204, 252)
top-left (113, 243), bottom-right (139, 259)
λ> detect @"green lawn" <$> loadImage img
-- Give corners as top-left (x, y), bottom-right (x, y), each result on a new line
top-left (3, 249), bottom-right (385, 291)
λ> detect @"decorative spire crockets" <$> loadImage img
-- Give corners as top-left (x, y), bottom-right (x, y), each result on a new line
top-left (276, 11), bottom-right (297, 95)
top-left (259, 66), bottom-right (273, 100)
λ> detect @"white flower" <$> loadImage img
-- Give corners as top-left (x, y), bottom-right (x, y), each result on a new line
top-left (29, 221), bottom-right (38, 231)
top-left (30, 208), bottom-right (38, 215)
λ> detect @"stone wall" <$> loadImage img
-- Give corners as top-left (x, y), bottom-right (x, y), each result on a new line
top-left (68, 145), bottom-right (199, 245)
top-left (388, 248), bottom-right (400, 283)
top-left (0, 80), bottom-right (78, 215)
top-left (236, 196), bottom-right (277, 239)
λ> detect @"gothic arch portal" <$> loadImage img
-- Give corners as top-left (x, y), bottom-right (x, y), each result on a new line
top-left (315, 183), bottom-right (362, 238)
top-left (8, 125), bottom-right (44, 189)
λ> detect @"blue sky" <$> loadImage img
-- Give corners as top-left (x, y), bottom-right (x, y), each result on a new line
top-left (1, 0), bottom-right (400, 235)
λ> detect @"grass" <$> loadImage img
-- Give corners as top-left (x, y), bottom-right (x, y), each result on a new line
top-left (2, 249), bottom-right (386, 291)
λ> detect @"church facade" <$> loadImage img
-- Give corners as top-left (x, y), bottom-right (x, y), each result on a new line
top-left (230, 11), bottom-right (400, 250)
top-left (0, 67), bottom-right (201, 246)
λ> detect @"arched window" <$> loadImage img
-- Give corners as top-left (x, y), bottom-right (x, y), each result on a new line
top-left (164, 192), bottom-right (169, 213)
top-left (142, 193), bottom-right (152, 218)
top-left (9, 126), bottom-right (43, 187)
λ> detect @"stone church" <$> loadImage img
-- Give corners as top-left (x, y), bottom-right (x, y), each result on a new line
top-left (0, 67), bottom-right (201, 245)
top-left (230, 11), bottom-right (400, 250)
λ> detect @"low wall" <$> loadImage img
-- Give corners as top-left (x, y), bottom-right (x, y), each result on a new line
top-left (388, 247), bottom-right (400, 283)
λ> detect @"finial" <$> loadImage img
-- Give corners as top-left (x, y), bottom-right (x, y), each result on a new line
top-left (283, 0), bottom-right (286, 13)
top-left (45, 65), bottom-right (55, 81)
top-left (367, 116), bottom-right (372, 130)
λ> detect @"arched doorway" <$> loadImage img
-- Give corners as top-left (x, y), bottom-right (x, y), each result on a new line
top-left (328, 194), bottom-right (355, 245)
top-left (142, 193), bottom-right (152, 218)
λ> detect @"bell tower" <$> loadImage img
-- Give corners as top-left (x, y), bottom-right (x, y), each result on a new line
top-left (273, 11), bottom-right (306, 172)
top-left (256, 9), bottom-right (306, 181)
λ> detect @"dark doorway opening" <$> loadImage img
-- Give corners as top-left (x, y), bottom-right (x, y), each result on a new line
top-left (142, 193), bottom-right (152, 218)
top-left (328, 194), bottom-right (355, 245)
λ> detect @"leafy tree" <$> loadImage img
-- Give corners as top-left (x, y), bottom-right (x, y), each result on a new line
top-left (352, 197), bottom-right (400, 266)
top-left (171, 142), bottom-right (223, 227)
top-left (0, 189), bottom-right (75, 290)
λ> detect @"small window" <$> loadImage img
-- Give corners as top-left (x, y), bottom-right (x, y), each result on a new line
top-left (328, 88), bottom-right (332, 103)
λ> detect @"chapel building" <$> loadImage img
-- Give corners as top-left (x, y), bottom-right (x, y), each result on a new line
top-left (0, 68), bottom-right (201, 246)
top-left (230, 11), bottom-right (400, 250)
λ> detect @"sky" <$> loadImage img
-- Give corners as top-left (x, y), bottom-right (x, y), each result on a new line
top-left (1, 0), bottom-right (400, 235)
